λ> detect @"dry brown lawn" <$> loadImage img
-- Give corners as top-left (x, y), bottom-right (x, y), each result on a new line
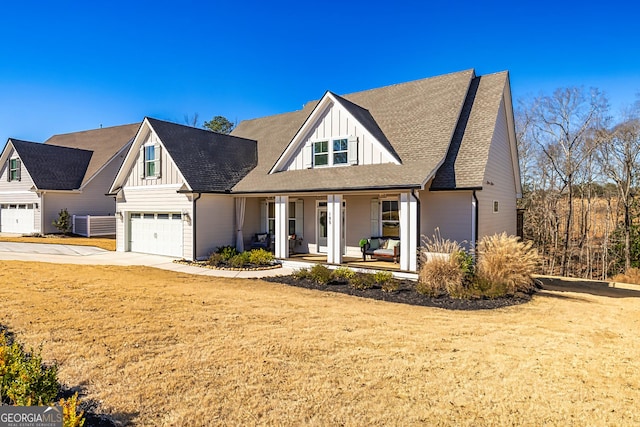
top-left (1, 261), bottom-right (639, 426)
top-left (0, 236), bottom-right (115, 251)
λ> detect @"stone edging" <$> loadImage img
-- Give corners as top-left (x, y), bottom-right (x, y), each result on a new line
top-left (173, 259), bottom-right (282, 272)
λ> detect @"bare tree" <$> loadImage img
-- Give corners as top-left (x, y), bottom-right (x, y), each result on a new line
top-left (598, 115), bottom-right (640, 272)
top-left (184, 113), bottom-right (200, 128)
top-left (529, 87), bottom-right (608, 276)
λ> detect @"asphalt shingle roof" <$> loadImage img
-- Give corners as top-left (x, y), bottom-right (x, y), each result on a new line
top-left (45, 123), bottom-right (139, 186)
top-left (231, 68), bottom-right (507, 193)
top-left (146, 118), bottom-right (258, 192)
top-left (10, 139), bottom-right (93, 190)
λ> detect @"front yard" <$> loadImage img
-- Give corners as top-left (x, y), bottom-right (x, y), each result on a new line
top-left (0, 235), bottom-right (116, 251)
top-left (1, 261), bottom-right (639, 425)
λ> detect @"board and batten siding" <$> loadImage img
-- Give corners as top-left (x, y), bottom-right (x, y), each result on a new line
top-left (420, 189), bottom-right (473, 249)
top-left (125, 132), bottom-right (184, 187)
top-left (476, 99), bottom-right (517, 238)
top-left (283, 102), bottom-right (393, 170)
top-left (42, 154), bottom-right (122, 233)
top-left (194, 194), bottom-right (235, 259)
top-left (0, 147), bottom-right (42, 232)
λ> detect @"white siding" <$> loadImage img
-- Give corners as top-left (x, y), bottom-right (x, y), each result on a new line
top-left (0, 148), bottom-right (42, 233)
top-left (421, 189), bottom-right (473, 249)
top-left (194, 194), bottom-right (235, 259)
top-left (125, 131), bottom-right (184, 187)
top-left (476, 100), bottom-right (517, 238)
top-left (42, 154), bottom-right (122, 234)
top-left (283, 102), bottom-right (395, 171)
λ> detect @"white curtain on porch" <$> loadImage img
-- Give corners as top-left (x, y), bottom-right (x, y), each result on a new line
top-left (235, 197), bottom-right (246, 252)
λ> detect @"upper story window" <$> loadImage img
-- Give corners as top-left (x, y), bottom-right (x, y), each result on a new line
top-left (143, 144), bottom-right (160, 178)
top-left (312, 137), bottom-right (354, 167)
top-left (8, 158), bottom-right (20, 182)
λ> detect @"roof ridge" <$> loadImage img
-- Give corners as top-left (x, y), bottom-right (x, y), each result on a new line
top-left (147, 117), bottom-right (257, 143)
top-left (47, 122), bottom-right (139, 140)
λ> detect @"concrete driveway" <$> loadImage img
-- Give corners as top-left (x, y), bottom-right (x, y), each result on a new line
top-left (0, 242), bottom-right (291, 278)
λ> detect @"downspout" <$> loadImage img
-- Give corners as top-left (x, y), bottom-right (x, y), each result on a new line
top-left (192, 193), bottom-right (202, 260)
top-left (412, 189), bottom-right (421, 262)
top-left (472, 190), bottom-right (479, 255)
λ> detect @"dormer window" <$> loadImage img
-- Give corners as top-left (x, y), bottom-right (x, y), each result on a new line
top-left (312, 137), bottom-right (353, 167)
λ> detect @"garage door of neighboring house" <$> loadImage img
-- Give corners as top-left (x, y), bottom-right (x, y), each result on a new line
top-left (129, 213), bottom-right (183, 257)
top-left (0, 204), bottom-right (35, 234)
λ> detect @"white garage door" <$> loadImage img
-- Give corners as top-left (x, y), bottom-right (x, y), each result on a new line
top-left (129, 212), bottom-right (183, 257)
top-left (1, 204), bottom-right (35, 234)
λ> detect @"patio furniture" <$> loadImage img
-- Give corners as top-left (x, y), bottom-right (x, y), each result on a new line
top-left (363, 237), bottom-right (400, 263)
top-left (250, 233), bottom-right (272, 250)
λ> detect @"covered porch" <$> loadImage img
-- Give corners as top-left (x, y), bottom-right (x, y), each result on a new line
top-left (235, 190), bottom-right (420, 273)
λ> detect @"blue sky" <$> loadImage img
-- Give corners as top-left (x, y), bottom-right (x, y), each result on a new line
top-left (1, 0), bottom-right (639, 145)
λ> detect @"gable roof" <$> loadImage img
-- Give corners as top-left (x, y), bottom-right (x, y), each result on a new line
top-left (124, 118), bottom-right (258, 193)
top-left (45, 123), bottom-right (139, 186)
top-left (9, 139), bottom-right (93, 190)
top-left (231, 69), bottom-right (482, 193)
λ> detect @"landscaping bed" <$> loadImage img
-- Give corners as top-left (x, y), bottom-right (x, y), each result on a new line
top-left (262, 274), bottom-right (533, 310)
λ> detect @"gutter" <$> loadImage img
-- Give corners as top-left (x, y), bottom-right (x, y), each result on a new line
top-left (472, 190), bottom-right (479, 250)
top-left (230, 184), bottom-right (421, 196)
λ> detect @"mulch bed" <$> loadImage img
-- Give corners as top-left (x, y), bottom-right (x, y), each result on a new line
top-left (261, 275), bottom-right (533, 310)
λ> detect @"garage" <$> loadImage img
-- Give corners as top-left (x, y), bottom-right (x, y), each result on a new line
top-left (129, 212), bottom-right (183, 257)
top-left (0, 204), bottom-right (36, 234)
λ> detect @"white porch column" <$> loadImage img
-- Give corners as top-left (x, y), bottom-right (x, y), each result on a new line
top-left (400, 192), bottom-right (418, 271)
top-left (274, 195), bottom-right (289, 259)
top-left (471, 192), bottom-right (477, 258)
top-left (327, 194), bottom-right (343, 264)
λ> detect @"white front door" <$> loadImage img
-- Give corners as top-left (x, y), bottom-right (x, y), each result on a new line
top-left (129, 212), bottom-right (183, 257)
top-left (0, 204), bottom-right (35, 234)
top-left (316, 201), bottom-right (345, 254)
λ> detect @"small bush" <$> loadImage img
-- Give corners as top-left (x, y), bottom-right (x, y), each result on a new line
top-left (248, 249), bottom-right (274, 266)
top-left (309, 264), bottom-right (333, 285)
top-left (421, 228), bottom-right (463, 258)
top-left (229, 252), bottom-right (251, 268)
top-left (333, 267), bottom-right (356, 282)
top-left (216, 245), bottom-right (238, 261)
top-left (0, 333), bottom-right (59, 406)
top-left (373, 271), bottom-right (393, 285)
top-left (292, 268), bottom-right (311, 280)
top-left (475, 233), bottom-right (539, 295)
top-left (612, 268), bottom-right (640, 285)
top-left (351, 273), bottom-right (376, 290)
top-left (417, 255), bottom-right (465, 297)
top-left (52, 208), bottom-right (72, 234)
top-left (207, 252), bottom-right (225, 267)
top-left (60, 393), bottom-right (85, 427)
top-left (381, 280), bottom-right (400, 293)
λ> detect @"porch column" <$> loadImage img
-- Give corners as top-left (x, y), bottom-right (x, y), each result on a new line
top-left (400, 192), bottom-right (418, 271)
top-left (327, 194), bottom-right (342, 264)
top-left (274, 195), bottom-right (289, 259)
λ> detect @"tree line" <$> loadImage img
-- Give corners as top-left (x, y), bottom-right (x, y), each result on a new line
top-left (517, 87), bottom-right (640, 279)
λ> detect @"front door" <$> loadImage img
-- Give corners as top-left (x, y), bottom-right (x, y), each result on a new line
top-left (316, 201), bottom-right (345, 254)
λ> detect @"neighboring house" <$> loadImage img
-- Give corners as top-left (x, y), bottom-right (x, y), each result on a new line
top-left (110, 69), bottom-right (521, 272)
top-left (0, 124), bottom-right (139, 234)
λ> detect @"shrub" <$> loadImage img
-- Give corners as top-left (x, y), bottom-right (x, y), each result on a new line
top-left (52, 208), bottom-right (72, 234)
top-left (60, 393), bottom-right (85, 427)
top-left (248, 249), bottom-right (274, 266)
top-left (417, 255), bottom-right (465, 297)
top-left (309, 264), bottom-right (333, 285)
top-left (207, 252), bottom-right (225, 267)
top-left (351, 273), bottom-right (376, 290)
top-left (421, 228), bottom-right (463, 258)
top-left (475, 233), bottom-right (539, 295)
top-left (292, 268), bottom-right (311, 280)
top-left (216, 245), bottom-right (238, 261)
top-left (333, 267), bottom-right (356, 282)
top-left (373, 271), bottom-right (393, 285)
top-left (381, 280), bottom-right (400, 293)
top-left (0, 333), bottom-right (59, 406)
top-left (229, 252), bottom-right (251, 268)
top-left (611, 267), bottom-right (640, 285)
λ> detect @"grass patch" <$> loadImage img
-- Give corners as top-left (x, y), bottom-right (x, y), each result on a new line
top-left (0, 261), bottom-right (639, 425)
top-left (0, 235), bottom-right (115, 251)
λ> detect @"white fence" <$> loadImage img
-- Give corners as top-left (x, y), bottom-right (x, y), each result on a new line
top-left (72, 215), bottom-right (116, 237)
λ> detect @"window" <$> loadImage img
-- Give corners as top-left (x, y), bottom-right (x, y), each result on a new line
top-left (312, 137), bottom-right (354, 167)
top-left (381, 200), bottom-right (399, 237)
top-left (8, 158), bottom-right (20, 181)
top-left (333, 139), bottom-right (348, 164)
top-left (172, 213), bottom-right (182, 220)
top-left (144, 145), bottom-right (160, 178)
top-left (313, 141), bottom-right (329, 166)
top-left (157, 213), bottom-right (169, 219)
top-left (493, 200), bottom-right (499, 213)
top-left (288, 201), bottom-right (296, 235)
top-left (267, 201), bottom-right (275, 235)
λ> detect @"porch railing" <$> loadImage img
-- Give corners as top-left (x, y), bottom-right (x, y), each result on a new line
top-left (72, 215), bottom-right (116, 237)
